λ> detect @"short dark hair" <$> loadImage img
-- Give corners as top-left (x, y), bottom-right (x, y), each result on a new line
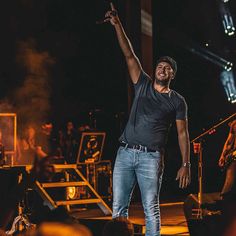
top-left (156, 56), bottom-right (177, 74)
top-left (102, 217), bottom-right (134, 236)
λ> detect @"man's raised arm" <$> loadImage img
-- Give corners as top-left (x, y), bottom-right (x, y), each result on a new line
top-left (105, 3), bottom-right (142, 84)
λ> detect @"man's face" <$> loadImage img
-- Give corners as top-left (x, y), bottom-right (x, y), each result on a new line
top-left (155, 62), bottom-right (175, 85)
top-left (67, 122), bottom-right (74, 130)
top-left (28, 127), bottom-right (35, 139)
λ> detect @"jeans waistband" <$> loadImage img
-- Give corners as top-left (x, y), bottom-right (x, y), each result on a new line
top-left (120, 142), bottom-right (158, 152)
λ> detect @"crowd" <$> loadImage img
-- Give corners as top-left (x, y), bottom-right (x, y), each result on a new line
top-left (16, 121), bottom-right (91, 165)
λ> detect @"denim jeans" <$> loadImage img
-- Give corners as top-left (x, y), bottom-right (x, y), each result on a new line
top-left (112, 146), bottom-right (164, 236)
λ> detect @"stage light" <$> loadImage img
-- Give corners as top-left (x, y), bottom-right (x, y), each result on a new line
top-left (188, 46), bottom-right (233, 71)
top-left (220, 70), bottom-right (236, 103)
top-left (222, 14), bottom-right (235, 36)
top-left (218, 1), bottom-right (235, 36)
top-left (67, 186), bottom-right (77, 199)
top-left (224, 62), bottom-right (233, 71)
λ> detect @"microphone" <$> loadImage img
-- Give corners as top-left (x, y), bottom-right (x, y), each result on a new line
top-left (96, 10), bottom-right (117, 25)
top-left (96, 17), bottom-right (110, 25)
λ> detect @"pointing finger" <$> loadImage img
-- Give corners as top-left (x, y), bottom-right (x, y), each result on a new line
top-left (110, 2), bottom-right (115, 11)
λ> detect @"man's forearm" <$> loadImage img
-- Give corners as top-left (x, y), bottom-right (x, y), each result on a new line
top-left (114, 20), bottom-right (135, 59)
top-left (107, 8), bottom-right (141, 83)
top-left (221, 133), bottom-right (234, 157)
top-left (178, 131), bottom-right (190, 165)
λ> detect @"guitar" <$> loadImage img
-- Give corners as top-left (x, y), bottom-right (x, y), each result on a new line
top-left (221, 149), bottom-right (236, 171)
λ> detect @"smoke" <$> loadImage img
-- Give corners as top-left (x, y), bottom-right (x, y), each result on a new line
top-left (15, 39), bottom-right (55, 130)
top-left (0, 38), bottom-right (55, 135)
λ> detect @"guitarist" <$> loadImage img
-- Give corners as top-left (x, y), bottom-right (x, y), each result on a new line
top-left (218, 119), bottom-right (236, 197)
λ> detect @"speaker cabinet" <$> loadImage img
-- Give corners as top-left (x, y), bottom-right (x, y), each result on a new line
top-left (184, 193), bottom-right (222, 236)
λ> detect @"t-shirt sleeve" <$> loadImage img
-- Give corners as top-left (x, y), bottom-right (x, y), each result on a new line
top-left (176, 97), bottom-right (188, 120)
top-left (134, 70), bottom-right (151, 93)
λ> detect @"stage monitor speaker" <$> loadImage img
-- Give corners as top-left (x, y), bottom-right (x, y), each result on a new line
top-left (184, 192), bottom-right (222, 236)
top-left (184, 192), bottom-right (221, 220)
top-left (76, 132), bottom-right (106, 163)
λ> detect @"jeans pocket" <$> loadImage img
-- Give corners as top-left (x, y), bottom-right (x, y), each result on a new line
top-left (148, 151), bottom-right (161, 159)
top-left (117, 146), bottom-right (125, 154)
top-left (147, 152), bottom-right (164, 173)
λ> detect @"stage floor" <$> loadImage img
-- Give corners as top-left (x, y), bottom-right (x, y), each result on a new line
top-left (71, 201), bottom-right (189, 236)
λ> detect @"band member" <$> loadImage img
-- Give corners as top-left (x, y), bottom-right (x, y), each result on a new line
top-left (104, 3), bottom-right (191, 236)
top-left (61, 121), bottom-right (79, 163)
top-left (219, 119), bottom-right (236, 197)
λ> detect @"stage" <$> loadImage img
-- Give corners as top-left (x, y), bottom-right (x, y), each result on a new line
top-left (71, 201), bottom-right (189, 236)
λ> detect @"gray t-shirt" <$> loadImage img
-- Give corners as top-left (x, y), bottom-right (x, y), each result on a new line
top-left (119, 71), bottom-right (187, 151)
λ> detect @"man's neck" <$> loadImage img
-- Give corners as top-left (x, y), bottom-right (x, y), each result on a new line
top-left (153, 82), bottom-right (170, 93)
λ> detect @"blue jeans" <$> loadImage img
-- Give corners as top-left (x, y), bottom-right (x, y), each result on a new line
top-left (112, 146), bottom-right (164, 236)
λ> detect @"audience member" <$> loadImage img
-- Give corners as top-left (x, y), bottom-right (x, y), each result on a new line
top-left (17, 126), bottom-right (37, 165)
top-left (102, 217), bottom-right (134, 236)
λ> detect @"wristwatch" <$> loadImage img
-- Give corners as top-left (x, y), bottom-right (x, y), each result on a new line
top-left (182, 162), bottom-right (191, 167)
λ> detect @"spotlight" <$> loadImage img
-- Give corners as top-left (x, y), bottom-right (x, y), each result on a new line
top-left (188, 45), bottom-right (233, 70)
top-left (218, 1), bottom-right (235, 36)
top-left (220, 70), bottom-right (236, 103)
top-left (67, 186), bottom-right (78, 199)
top-left (67, 186), bottom-right (76, 199)
top-left (224, 62), bottom-right (233, 71)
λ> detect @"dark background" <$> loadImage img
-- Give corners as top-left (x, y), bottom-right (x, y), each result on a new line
top-left (0, 0), bottom-right (236, 201)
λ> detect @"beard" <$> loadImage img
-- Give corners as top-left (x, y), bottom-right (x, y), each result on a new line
top-left (155, 77), bottom-right (171, 86)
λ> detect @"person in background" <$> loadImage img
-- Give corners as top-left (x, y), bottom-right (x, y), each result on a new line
top-left (17, 126), bottom-right (37, 165)
top-left (218, 120), bottom-right (236, 236)
top-left (36, 122), bottom-right (63, 162)
top-left (218, 119), bottom-right (236, 197)
top-left (62, 121), bottom-right (79, 164)
top-left (20, 222), bottom-right (93, 236)
top-left (102, 217), bottom-right (134, 236)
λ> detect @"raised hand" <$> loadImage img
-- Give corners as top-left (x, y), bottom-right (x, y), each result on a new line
top-left (104, 2), bottom-right (119, 25)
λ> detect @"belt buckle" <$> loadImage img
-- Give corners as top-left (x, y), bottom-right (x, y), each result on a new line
top-left (132, 144), bottom-right (143, 151)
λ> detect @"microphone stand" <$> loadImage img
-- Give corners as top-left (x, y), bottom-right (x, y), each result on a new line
top-left (191, 112), bottom-right (236, 218)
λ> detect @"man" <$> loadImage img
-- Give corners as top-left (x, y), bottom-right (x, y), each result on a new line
top-left (105, 3), bottom-right (191, 236)
top-left (216, 120), bottom-right (236, 236)
top-left (63, 121), bottom-right (79, 163)
top-left (36, 122), bottom-right (62, 160)
top-left (218, 119), bottom-right (236, 197)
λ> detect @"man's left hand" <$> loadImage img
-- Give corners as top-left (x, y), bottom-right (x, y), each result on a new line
top-left (176, 166), bottom-right (191, 189)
